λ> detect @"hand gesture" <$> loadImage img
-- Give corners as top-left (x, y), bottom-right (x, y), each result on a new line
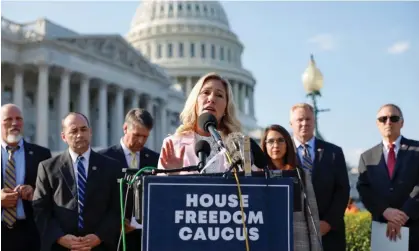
top-left (57, 235), bottom-right (86, 250)
top-left (160, 139), bottom-right (185, 169)
top-left (15, 185), bottom-right (34, 201)
top-left (79, 234), bottom-right (101, 249)
top-left (386, 221), bottom-right (402, 242)
top-left (383, 208), bottom-right (408, 226)
top-left (1, 188), bottom-right (18, 208)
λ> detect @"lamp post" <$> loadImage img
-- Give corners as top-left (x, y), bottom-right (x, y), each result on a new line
top-left (301, 54), bottom-right (330, 140)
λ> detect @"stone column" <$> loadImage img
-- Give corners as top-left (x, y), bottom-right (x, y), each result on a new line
top-left (79, 75), bottom-right (90, 121)
top-left (13, 66), bottom-right (24, 109)
top-left (112, 87), bottom-right (124, 144)
top-left (98, 82), bottom-right (108, 148)
top-left (249, 86), bottom-right (255, 117)
top-left (146, 97), bottom-right (155, 151)
top-left (36, 64), bottom-right (49, 147)
top-left (58, 69), bottom-right (71, 150)
top-left (160, 100), bottom-right (167, 148)
top-left (232, 80), bottom-right (239, 109)
top-left (131, 92), bottom-right (139, 109)
top-left (240, 83), bottom-right (246, 114)
top-left (186, 76), bottom-right (193, 96)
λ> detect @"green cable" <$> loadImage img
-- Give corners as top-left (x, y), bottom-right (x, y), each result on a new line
top-left (119, 166), bottom-right (156, 251)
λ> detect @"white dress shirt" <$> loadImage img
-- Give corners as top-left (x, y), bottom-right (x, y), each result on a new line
top-left (68, 147), bottom-right (91, 185)
top-left (382, 135), bottom-right (402, 164)
top-left (294, 136), bottom-right (316, 163)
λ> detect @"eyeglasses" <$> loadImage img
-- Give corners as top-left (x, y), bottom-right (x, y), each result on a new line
top-left (266, 138), bottom-right (286, 145)
top-left (377, 115), bottom-right (401, 123)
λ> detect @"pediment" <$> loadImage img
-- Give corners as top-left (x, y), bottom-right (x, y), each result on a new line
top-left (55, 35), bottom-right (159, 78)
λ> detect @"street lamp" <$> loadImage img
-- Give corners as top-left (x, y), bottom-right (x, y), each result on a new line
top-left (301, 54), bottom-right (330, 140)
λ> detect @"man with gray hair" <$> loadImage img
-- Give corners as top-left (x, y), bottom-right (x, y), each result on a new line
top-left (99, 108), bottom-right (159, 250)
top-left (1, 103), bottom-right (51, 251)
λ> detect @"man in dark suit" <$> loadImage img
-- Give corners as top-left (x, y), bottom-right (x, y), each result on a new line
top-left (99, 108), bottom-right (159, 251)
top-left (357, 104), bottom-right (419, 251)
top-left (32, 112), bottom-right (121, 251)
top-left (290, 103), bottom-right (350, 251)
top-left (1, 103), bottom-right (52, 251)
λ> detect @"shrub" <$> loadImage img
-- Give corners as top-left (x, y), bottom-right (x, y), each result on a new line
top-left (345, 211), bottom-right (372, 251)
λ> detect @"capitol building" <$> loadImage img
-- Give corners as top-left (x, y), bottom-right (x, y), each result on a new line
top-left (1, 0), bottom-right (258, 153)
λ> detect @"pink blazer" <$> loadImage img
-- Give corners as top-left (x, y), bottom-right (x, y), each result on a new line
top-left (157, 131), bottom-right (230, 174)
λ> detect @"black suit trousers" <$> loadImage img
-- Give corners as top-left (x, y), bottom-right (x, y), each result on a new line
top-left (1, 220), bottom-right (40, 251)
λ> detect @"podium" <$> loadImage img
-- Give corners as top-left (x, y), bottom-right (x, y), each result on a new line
top-left (141, 175), bottom-right (294, 251)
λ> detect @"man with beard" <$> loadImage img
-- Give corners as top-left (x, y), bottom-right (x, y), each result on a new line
top-left (33, 112), bottom-right (120, 251)
top-left (357, 104), bottom-right (419, 251)
top-left (99, 108), bottom-right (159, 251)
top-left (1, 103), bottom-right (52, 251)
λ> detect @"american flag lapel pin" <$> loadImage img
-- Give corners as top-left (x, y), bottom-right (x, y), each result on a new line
top-left (92, 166), bottom-right (97, 171)
top-left (29, 151), bottom-right (34, 155)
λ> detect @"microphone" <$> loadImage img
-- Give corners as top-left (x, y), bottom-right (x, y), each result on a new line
top-left (133, 177), bottom-right (142, 223)
top-left (195, 140), bottom-right (211, 172)
top-left (198, 113), bottom-right (226, 150)
top-left (223, 132), bottom-right (246, 174)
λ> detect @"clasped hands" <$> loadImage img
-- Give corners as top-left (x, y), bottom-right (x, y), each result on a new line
top-left (58, 234), bottom-right (101, 251)
top-left (1, 185), bottom-right (34, 208)
top-left (383, 208), bottom-right (409, 242)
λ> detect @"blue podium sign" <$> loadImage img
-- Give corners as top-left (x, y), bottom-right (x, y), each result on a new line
top-left (142, 176), bottom-right (294, 251)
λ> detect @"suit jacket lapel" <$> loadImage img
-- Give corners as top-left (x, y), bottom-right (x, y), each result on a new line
top-left (23, 141), bottom-right (35, 184)
top-left (115, 145), bottom-right (129, 170)
top-left (140, 150), bottom-right (152, 169)
top-left (59, 151), bottom-right (77, 199)
top-left (313, 138), bottom-right (324, 175)
top-left (392, 137), bottom-right (409, 181)
top-left (371, 143), bottom-right (390, 180)
top-left (85, 151), bottom-right (101, 201)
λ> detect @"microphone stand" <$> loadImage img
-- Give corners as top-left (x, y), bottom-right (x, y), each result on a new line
top-left (295, 167), bottom-right (323, 249)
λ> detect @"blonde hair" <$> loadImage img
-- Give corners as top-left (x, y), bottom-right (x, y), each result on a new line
top-left (175, 72), bottom-right (241, 137)
top-left (289, 103), bottom-right (314, 119)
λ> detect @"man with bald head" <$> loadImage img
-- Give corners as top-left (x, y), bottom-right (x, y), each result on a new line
top-left (357, 104), bottom-right (419, 250)
top-left (33, 112), bottom-right (121, 251)
top-left (1, 103), bottom-right (52, 251)
top-left (289, 103), bottom-right (350, 251)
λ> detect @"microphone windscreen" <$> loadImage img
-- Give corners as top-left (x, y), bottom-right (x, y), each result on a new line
top-left (225, 132), bottom-right (245, 167)
top-left (249, 138), bottom-right (268, 169)
top-left (198, 113), bottom-right (218, 133)
top-left (194, 140), bottom-right (211, 157)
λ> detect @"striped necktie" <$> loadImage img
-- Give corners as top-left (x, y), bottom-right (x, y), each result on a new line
top-left (3, 146), bottom-right (19, 228)
top-left (77, 156), bottom-right (87, 229)
top-left (301, 144), bottom-right (313, 173)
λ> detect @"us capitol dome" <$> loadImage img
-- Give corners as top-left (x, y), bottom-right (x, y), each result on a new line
top-left (126, 0), bottom-right (258, 133)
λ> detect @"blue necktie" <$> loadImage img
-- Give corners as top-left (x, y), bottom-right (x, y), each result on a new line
top-left (77, 156), bottom-right (87, 229)
top-left (301, 144), bottom-right (313, 173)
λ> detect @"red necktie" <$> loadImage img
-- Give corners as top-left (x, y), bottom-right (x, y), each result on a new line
top-left (387, 144), bottom-right (396, 178)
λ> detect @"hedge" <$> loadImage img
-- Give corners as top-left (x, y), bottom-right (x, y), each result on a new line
top-left (345, 211), bottom-right (372, 251)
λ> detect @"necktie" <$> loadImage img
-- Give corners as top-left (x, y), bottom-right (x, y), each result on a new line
top-left (387, 144), bottom-right (396, 178)
top-left (301, 144), bottom-right (313, 173)
top-left (77, 156), bottom-right (87, 229)
top-left (130, 152), bottom-right (138, 169)
top-left (3, 146), bottom-right (19, 228)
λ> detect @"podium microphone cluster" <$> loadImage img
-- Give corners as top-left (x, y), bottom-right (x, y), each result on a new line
top-left (198, 113), bottom-right (226, 150)
top-left (195, 140), bottom-right (211, 172)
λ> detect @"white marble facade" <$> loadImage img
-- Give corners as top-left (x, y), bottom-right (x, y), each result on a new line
top-left (1, 0), bottom-right (260, 153)
top-left (1, 17), bottom-right (184, 153)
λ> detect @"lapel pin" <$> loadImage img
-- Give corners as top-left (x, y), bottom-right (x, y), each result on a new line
top-left (92, 166), bottom-right (97, 171)
top-left (145, 154), bottom-right (149, 158)
top-left (29, 151), bottom-right (34, 155)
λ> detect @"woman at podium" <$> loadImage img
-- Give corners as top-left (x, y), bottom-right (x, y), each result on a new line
top-left (260, 124), bottom-right (322, 251)
top-left (157, 72), bottom-right (265, 173)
